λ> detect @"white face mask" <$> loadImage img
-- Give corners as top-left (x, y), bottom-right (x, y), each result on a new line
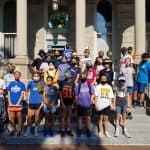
top-left (33, 77), bottom-right (40, 81)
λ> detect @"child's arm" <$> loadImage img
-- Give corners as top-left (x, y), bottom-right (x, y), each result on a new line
top-left (16, 91), bottom-right (24, 106)
top-left (43, 91), bottom-right (48, 106)
top-left (7, 91), bottom-right (12, 106)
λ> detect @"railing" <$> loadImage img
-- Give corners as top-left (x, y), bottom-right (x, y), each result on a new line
top-left (0, 33), bottom-right (16, 59)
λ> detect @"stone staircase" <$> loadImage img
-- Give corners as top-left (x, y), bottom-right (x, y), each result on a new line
top-left (1, 107), bottom-right (150, 145)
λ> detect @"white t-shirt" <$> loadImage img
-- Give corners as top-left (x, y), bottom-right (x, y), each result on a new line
top-left (40, 62), bottom-right (49, 72)
top-left (121, 67), bottom-right (135, 87)
top-left (0, 79), bottom-right (6, 97)
top-left (95, 84), bottom-right (114, 111)
top-left (81, 57), bottom-right (93, 72)
top-left (3, 73), bottom-right (14, 87)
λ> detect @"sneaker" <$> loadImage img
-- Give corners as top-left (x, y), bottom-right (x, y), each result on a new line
top-left (114, 128), bottom-right (119, 137)
top-left (24, 128), bottom-right (31, 137)
top-left (16, 131), bottom-right (21, 136)
top-left (9, 131), bottom-right (15, 136)
top-left (49, 129), bottom-right (54, 137)
top-left (76, 129), bottom-right (82, 138)
top-left (124, 130), bottom-right (131, 138)
top-left (105, 131), bottom-right (111, 138)
top-left (127, 112), bottom-right (133, 120)
top-left (86, 130), bottom-right (93, 139)
top-left (139, 103), bottom-right (144, 108)
top-left (98, 132), bottom-right (103, 138)
top-left (60, 130), bottom-right (65, 137)
top-left (66, 130), bottom-right (74, 136)
top-left (43, 129), bottom-right (49, 136)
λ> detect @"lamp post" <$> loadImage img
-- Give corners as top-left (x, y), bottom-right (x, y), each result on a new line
top-left (52, 0), bottom-right (61, 11)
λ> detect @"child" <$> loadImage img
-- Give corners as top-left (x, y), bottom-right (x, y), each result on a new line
top-left (60, 70), bottom-right (75, 137)
top-left (121, 58), bottom-right (135, 119)
top-left (7, 71), bottom-right (26, 136)
top-left (24, 72), bottom-right (43, 137)
top-left (74, 73), bottom-right (94, 139)
top-left (114, 76), bottom-right (131, 138)
top-left (94, 74), bottom-right (114, 138)
top-left (43, 76), bottom-right (59, 136)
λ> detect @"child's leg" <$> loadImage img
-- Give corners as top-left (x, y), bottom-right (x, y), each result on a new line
top-left (45, 112), bottom-right (50, 130)
top-left (9, 111), bottom-right (15, 132)
top-left (50, 112), bottom-right (55, 130)
top-left (103, 115), bottom-right (109, 132)
top-left (16, 111), bottom-right (22, 132)
top-left (139, 93), bottom-right (145, 105)
top-left (35, 109), bottom-right (40, 126)
top-left (98, 114), bottom-right (103, 133)
top-left (122, 112), bottom-right (127, 128)
top-left (66, 106), bottom-right (72, 130)
top-left (27, 108), bottom-right (34, 126)
top-left (85, 115), bottom-right (91, 131)
top-left (61, 106), bottom-right (66, 131)
top-left (77, 116), bottom-right (82, 130)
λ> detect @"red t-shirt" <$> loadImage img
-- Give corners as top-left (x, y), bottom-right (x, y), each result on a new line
top-left (86, 68), bottom-right (97, 84)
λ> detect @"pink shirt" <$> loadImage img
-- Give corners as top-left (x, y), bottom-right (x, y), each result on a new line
top-left (86, 68), bottom-right (97, 84)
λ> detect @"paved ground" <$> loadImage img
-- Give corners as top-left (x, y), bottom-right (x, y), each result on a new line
top-left (0, 106), bottom-right (150, 147)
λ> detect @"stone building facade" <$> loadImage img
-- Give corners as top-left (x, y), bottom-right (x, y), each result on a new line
top-left (0, 0), bottom-right (149, 81)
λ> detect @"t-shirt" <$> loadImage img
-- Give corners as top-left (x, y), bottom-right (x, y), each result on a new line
top-left (71, 66), bottom-right (81, 82)
top-left (81, 57), bottom-right (93, 72)
top-left (27, 81), bottom-right (43, 104)
top-left (7, 81), bottom-right (26, 105)
top-left (121, 67), bottom-right (135, 87)
top-left (86, 68), bottom-right (97, 84)
top-left (58, 62), bottom-right (70, 81)
top-left (114, 86), bottom-right (127, 106)
top-left (95, 84), bottom-right (114, 111)
top-left (3, 73), bottom-right (14, 87)
top-left (40, 62), bottom-right (49, 72)
top-left (61, 80), bottom-right (74, 100)
top-left (0, 79), bottom-right (6, 97)
top-left (74, 83), bottom-right (94, 107)
top-left (136, 61), bottom-right (150, 84)
top-left (63, 49), bottom-right (73, 59)
top-left (44, 85), bottom-right (58, 105)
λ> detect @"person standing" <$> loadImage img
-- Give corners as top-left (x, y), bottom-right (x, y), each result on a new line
top-left (7, 71), bottom-right (26, 136)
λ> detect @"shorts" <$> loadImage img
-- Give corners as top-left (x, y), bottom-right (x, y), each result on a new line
top-left (134, 82), bottom-right (147, 93)
top-left (29, 103), bottom-right (41, 110)
top-left (77, 105), bottom-right (92, 116)
top-left (98, 106), bottom-right (110, 116)
top-left (63, 99), bottom-right (74, 106)
top-left (116, 105), bottom-right (127, 115)
top-left (127, 87), bottom-right (133, 94)
top-left (43, 105), bottom-right (56, 113)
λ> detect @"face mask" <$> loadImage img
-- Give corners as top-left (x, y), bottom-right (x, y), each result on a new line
top-left (119, 81), bottom-right (125, 86)
top-left (33, 77), bottom-right (40, 81)
top-left (101, 81), bottom-right (107, 85)
top-left (121, 51), bottom-right (126, 55)
top-left (7, 69), bottom-right (14, 73)
top-left (81, 78), bottom-right (87, 83)
top-left (71, 62), bottom-right (77, 66)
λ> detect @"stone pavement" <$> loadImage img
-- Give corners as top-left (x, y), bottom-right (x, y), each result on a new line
top-left (1, 107), bottom-right (150, 146)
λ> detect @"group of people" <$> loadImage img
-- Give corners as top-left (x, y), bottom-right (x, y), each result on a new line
top-left (0, 45), bottom-right (150, 140)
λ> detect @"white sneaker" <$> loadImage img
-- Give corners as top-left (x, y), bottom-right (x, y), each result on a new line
top-left (114, 128), bottom-right (119, 137)
top-left (105, 131), bottom-right (111, 138)
top-left (24, 128), bottom-right (31, 137)
top-left (98, 132), bottom-right (103, 138)
top-left (124, 130), bottom-right (131, 138)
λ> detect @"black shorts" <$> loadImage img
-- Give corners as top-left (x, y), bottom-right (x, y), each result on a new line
top-left (29, 103), bottom-right (41, 110)
top-left (98, 106), bottom-right (110, 116)
top-left (63, 99), bottom-right (74, 106)
top-left (77, 105), bottom-right (92, 116)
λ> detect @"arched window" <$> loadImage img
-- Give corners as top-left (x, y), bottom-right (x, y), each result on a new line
top-left (48, 4), bottom-right (69, 29)
top-left (96, 0), bottom-right (112, 51)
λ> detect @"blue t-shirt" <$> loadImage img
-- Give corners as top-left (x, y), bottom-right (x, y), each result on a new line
top-left (27, 81), bottom-right (43, 104)
top-left (58, 62), bottom-right (70, 81)
top-left (7, 81), bottom-right (26, 105)
top-left (137, 61), bottom-right (150, 84)
top-left (71, 66), bottom-right (81, 82)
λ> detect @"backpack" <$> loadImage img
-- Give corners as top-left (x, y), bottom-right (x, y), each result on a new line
top-left (78, 82), bottom-right (92, 95)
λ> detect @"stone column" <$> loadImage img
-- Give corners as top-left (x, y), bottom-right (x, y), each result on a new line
top-left (76, 0), bottom-right (86, 55)
top-left (16, 0), bottom-right (27, 58)
top-left (135, 0), bottom-right (146, 56)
